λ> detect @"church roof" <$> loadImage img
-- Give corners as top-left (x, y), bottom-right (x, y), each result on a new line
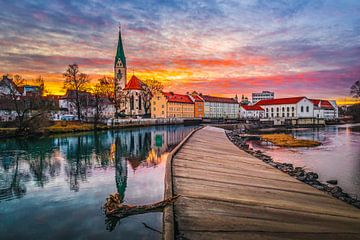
top-left (115, 27), bottom-right (126, 67)
top-left (124, 75), bottom-right (144, 90)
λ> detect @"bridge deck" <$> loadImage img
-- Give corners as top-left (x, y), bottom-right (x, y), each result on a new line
top-left (171, 126), bottom-right (360, 240)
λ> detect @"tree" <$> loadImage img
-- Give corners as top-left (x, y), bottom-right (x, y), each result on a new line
top-left (142, 79), bottom-right (164, 116)
top-left (63, 64), bottom-right (89, 121)
top-left (97, 76), bottom-right (121, 116)
top-left (92, 80), bottom-right (111, 128)
top-left (350, 80), bottom-right (360, 98)
top-left (0, 74), bottom-right (50, 132)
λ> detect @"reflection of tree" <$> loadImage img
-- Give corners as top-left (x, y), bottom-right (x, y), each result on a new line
top-left (0, 154), bottom-right (27, 201)
top-left (65, 136), bottom-right (92, 192)
top-left (94, 132), bottom-right (111, 168)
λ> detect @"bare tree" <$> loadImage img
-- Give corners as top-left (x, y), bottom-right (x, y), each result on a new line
top-left (142, 79), bottom-right (164, 116)
top-left (93, 80), bottom-right (110, 128)
top-left (97, 76), bottom-right (120, 116)
top-left (350, 80), bottom-right (360, 98)
top-left (63, 64), bottom-right (89, 121)
top-left (0, 75), bottom-right (49, 132)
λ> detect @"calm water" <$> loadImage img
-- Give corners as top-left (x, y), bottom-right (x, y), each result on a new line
top-left (0, 125), bottom-right (197, 240)
top-left (248, 123), bottom-right (360, 198)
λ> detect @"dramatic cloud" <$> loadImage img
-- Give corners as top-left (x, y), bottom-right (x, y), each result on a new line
top-left (0, 0), bottom-right (359, 102)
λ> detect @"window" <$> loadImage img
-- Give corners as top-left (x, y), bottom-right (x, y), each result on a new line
top-left (162, 111), bottom-right (164, 114)
top-left (306, 106), bottom-right (309, 112)
top-left (153, 107), bottom-right (156, 111)
top-left (301, 106), bottom-right (304, 112)
top-left (271, 107), bottom-right (274, 112)
top-left (282, 113), bottom-right (285, 117)
top-left (130, 95), bottom-right (134, 110)
top-left (138, 96), bottom-right (142, 110)
top-left (162, 105), bottom-right (164, 108)
top-left (266, 108), bottom-right (269, 112)
top-left (292, 113), bottom-right (294, 117)
top-left (292, 107), bottom-right (295, 111)
top-left (282, 107), bottom-right (285, 112)
top-left (287, 107), bottom-right (290, 112)
top-left (276, 107), bottom-right (279, 112)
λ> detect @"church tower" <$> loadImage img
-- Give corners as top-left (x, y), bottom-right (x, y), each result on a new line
top-left (114, 26), bottom-right (127, 94)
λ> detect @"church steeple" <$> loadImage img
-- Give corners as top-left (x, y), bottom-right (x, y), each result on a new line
top-left (115, 25), bottom-right (126, 68)
top-left (114, 25), bottom-right (127, 91)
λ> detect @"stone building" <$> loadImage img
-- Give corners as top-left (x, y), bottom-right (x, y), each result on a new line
top-left (113, 27), bottom-right (151, 118)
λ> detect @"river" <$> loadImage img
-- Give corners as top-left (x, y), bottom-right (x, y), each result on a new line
top-left (0, 125), bottom-right (197, 240)
top-left (248, 123), bottom-right (360, 198)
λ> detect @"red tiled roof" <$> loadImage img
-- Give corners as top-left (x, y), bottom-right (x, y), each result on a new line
top-left (201, 95), bottom-right (238, 104)
top-left (192, 95), bottom-right (203, 102)
top-left (124, 75), bottom-right (144, 90)
top-left (241, 105), bottom-right (264, 111)
top-left (310, 99), bottom-right (334, 110)
top-left (163, 92), bottom-right (194, 104)
top-left (255, 97), bottom-right (306, 106)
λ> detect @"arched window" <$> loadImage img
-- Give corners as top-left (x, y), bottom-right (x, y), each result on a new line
top-left (301, 106), bottom-right (304, 112)
top-left (130, 95), bottom-right (134, 110)
top-left (306, 106), bottom-right (309, 112)
top-left (139, 95), bottom-right (142, 110)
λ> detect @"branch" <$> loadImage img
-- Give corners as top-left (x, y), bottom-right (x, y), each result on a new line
top-left (103, 193), bottom-right (180, 231)
top-left (103, 193), bottom-right (179, 218)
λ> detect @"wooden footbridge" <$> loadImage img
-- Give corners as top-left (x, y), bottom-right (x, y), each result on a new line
top-left (164, 126), bottom-right (360, 240)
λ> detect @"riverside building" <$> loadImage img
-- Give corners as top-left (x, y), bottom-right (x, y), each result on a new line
top-left (252, 91), bottom-right (274, 104)
top-left (151, 92), bottom-right (194, 118)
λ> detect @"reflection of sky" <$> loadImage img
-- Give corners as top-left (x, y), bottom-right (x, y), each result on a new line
top-left (0, 125), bottom-right (196, 240)
top-left (0, 1), bottom-right (359, 103)
top-left (249, 124), bottom-right (360, 198)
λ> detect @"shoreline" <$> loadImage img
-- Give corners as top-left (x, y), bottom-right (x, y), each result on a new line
top-left (0, 121), bottom-right (197, 140)
top-left (226, 129), bottom-right (360, 209)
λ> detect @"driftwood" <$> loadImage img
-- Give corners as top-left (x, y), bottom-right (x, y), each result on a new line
top-left (103, 193), bottom-right (180, 231)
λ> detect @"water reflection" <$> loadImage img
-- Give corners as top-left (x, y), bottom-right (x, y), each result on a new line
top-left (249, 124), bottom-right (360, 198)
top-left (0, 125), bottom-right (196, 240)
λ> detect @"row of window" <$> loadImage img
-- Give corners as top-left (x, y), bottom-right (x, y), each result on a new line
top-left (266, 112), bottom-right (295, 118)
top-left (265, 105), bottom-right (310, 113)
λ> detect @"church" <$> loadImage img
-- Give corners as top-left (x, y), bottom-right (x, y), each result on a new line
top-left (114, 26), bottom-right (150, 118)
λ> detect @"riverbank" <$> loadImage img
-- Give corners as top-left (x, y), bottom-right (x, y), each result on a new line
top-left (226, 129), bottom-right (360, 209)
top-left (0, 118), bottom-right (199, 139)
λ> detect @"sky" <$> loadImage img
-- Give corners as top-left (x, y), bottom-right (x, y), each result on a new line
top-left (0, 0), bottom-right (359, 104)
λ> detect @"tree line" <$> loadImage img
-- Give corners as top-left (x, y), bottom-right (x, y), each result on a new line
top-left (1, 63), bottom-right (163, 132)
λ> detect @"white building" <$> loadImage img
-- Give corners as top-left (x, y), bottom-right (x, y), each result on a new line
top-left (252, 91), bottom-right (274, 104)
top-left (311, 99), bottom-right (338, 120)
top-left (255, 97), bottom-right (315, 125)
top-left (239, 105), bottom-right (265, 119)
top-left (201, 95), bottom-right (239, 119)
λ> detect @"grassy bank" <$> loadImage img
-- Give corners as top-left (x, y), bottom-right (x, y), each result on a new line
top-left (261, 134), bottom-right (321, 147)
top-left (0, 121), bottom-right (110, 138)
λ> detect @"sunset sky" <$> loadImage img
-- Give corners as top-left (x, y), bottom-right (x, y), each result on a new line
top-left (0, 0), bottom-right (359, 104)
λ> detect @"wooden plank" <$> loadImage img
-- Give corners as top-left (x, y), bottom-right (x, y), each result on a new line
top-left (170, 126), bottom-right (360, 240)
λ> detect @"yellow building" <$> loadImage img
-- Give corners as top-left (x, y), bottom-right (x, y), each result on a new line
top-left (151, 92), bottom-right (194, 118)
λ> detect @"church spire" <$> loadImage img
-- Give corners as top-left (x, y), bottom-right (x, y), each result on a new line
top-left (115, 24), bottom-right (126, 67)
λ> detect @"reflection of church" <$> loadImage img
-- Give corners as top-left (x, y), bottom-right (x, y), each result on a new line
top-left (114, 26), bottom-right (150, 118)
